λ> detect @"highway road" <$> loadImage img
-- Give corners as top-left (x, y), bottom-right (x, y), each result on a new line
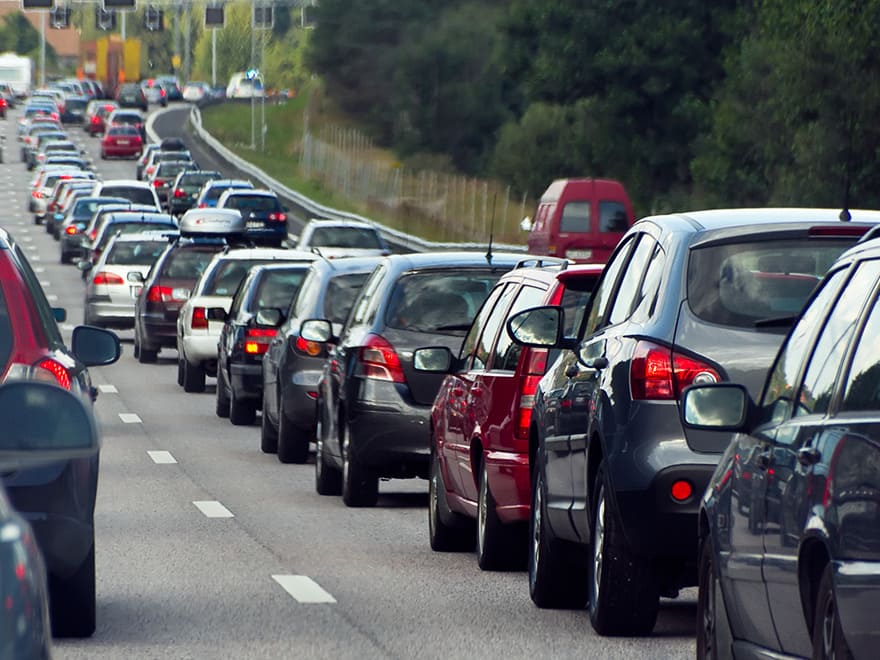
top-left (6, 102), bottom-right (696, 659)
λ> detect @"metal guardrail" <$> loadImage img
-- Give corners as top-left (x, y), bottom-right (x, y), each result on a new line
top-left (149, 104), bottom-right (527, 254)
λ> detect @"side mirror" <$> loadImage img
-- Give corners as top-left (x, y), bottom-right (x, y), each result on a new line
top-left (520, 216), bottom-right (533, 232)
top-left (71, 325), bottom-right (121, 366)
top-left (681, 384), bottom-right (750, 430)
top-left (301, 318), bottom-right (333, 343)
top-left (207, 307), bottom-right (228, 322)
top-left (255, 308), bottom-right (283, 327)
top-left (507, 306), bottom-right (566, 348)
top-left (0, 381), bottom-right (99, 470)
top-left (127, 271), bottom-right (144, 283)
top-left (52, 307), bottom-right (67, 322)
top-left (77, 260), bottom-right (93, 272)
top-left (413, 346), bottom-right (454, 373)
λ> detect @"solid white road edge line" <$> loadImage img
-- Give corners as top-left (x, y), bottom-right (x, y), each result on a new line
top-left (193, 501), bottom-right (234, 518)
top-left (272, 575), bottom-right (337, 604)
top-left (147, 450), bottom-right (177, 464)
top-left (118, 413), bottom-right (142, 423)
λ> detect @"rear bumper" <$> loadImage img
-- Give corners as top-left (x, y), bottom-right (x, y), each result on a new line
top-left (485, 450), bottom-right (531, 523)
top-left (140, 314), bottom-right (178, 348)
top-left (231, 361), bottom-right (263, 402)
top-left (182, 333), bottom-right (220, 364)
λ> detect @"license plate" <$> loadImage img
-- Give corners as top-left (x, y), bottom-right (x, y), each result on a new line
top-left (117, 139), bottom-right (129, 145)
top-left (246, 221), bottom-right (263, 229)
top-left (566, 249), bottom-right (593, 259)
top-left (130, 285), bottom-right (142, 298)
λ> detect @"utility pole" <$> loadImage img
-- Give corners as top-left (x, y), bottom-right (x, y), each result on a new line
top-left (39, 10), bottom-right (45, 88)
top-left (211, 28), bottom-right (217, 87)
top-left (250, 1), bottom-right (256, 149)
top-left (183, 7), bottom-right (190, 81)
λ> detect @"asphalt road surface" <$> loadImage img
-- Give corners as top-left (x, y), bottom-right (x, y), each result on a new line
top-left (4, 102), bottom-right (696, 660)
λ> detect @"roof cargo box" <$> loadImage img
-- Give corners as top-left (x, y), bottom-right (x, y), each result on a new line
top-left (178, 208), bottom-right (245, 237)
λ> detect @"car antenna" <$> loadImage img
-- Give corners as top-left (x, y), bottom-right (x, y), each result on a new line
top-left (840, 173), bottom-right (851, 222)
top-left (485, 193), bottom-right (496, 264)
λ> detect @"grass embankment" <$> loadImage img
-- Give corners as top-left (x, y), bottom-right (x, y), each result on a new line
top-left (200, 85), bottom-right (527, 246)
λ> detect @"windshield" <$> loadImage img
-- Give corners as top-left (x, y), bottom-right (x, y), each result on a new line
top-left (310, 226), bottom-right (383, 249)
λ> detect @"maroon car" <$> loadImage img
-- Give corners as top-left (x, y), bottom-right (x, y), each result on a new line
top-left (100, 125), bottom-right (142, 159)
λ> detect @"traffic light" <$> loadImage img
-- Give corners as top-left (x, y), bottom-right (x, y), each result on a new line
top-left (20, 0), bottom-right (54, 9)
top-left (204, 5), bottom-right (224, 28)
top-left (144, 5), bottom-right (163, 31)
top-left (96, 7), bottom-right (116, 30)
top-left (253, 5), bottom-right (272, 29)
top-left (50, 5), bottom-right (70, 28)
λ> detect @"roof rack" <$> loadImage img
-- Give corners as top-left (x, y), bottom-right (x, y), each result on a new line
top-left (856, 224), bottom-right (880, 245)
top-left (512, 256), bottom-right (571, 270)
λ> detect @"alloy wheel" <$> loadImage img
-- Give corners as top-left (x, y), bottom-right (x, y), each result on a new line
top-left (592, 491), bottom-right (606, 606)
top-left (820, 590), bottom-right (836, 659)
top-left (530, 477), bottom-right (542, 588)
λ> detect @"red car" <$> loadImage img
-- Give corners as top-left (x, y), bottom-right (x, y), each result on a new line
top-left (420, 261), bottom-right (603, 569)
top-left (86, 102), bottom-right (118, 136)
top-left (100, 125), bottom-right (142, 159)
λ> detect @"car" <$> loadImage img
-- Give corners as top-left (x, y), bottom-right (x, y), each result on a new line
top-left (90, 179), bottom-right (162, 210)
top-left (216, 188), bottom-right (289, 246)
top-left (57, 196), bottom-right (131, 264)
top-left (140, 79), bottom-right (168, 107)
top-left (167, 169), bottom-right (222, 216)
top-left (116, 82), bottom-right (148, 111)
top-left (214, 262), bottom-right (319, 425)
top-left (79, 203), bottom-right (164, 272)
top-left (85, 210), bottom-right (178, 267)
top-left (24, 129), bottom-right (67, 168)
top-left (142, 150), bottom-right (196, 183)
top-left (60, 95), bottom-right (89, 124)
top-left (506, 207), bottom-right (880, 636)
top-left (261, 256), bottom-right (383, 462)
top-left (226, 71), bottom-right (264, 99)
top-left (44, 179), bottom-right (96, 238)
top-left (136, 143), bottom-right (162, 180)
top-left (83, 231), bottom-right (178, 329)
top-left (182, 81), bottom-right (210, 104)
top-left (29, 166), bottom-right (86, 220)
top-left (148, 160), bottom-right (197, 206)
top-left (106, 108), bottom-right (145, 140)
top-left (418, 260), bottom-right (602, 569)
top-left (133, 209), bottom-right (249, 363)
top-left (0, 224), bottom-right (121, 637)
top-left (295, 218), bottom-right (392, 258)
top-left (42, 154), bottom-right (92, 174)
top-left (194, 178), bottom-right (254, 209)
top-left (156, 75), bottom-right (183, 101)
top-left (32, 140), bottom-right (81, 169)
top-left (309, 251), bottom-right (524, 507)
top-left (100, 125), bottom-right (143, 159)
top-left (84, 100), bottom-right (118, 136)
top-left (0, 81), bottom-right (17, 109)
top-left (177, 247), bottom-right (316, 393)
top-left (684, 232), bottom-right (880, 659)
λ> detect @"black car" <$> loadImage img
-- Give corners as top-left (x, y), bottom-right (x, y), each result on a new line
top-left (307, 251), bottom-right (522, 507)
top-left (116, 82), bottom-right (148, 111)
top-left (60, 95), bottom-right (89, 124)
top-left (216, 189), bottom-right (288, 246)
top-left (167, 170), bottom-right (222, 216)
top-left (261, 256), bottom-right (381, 463)
top-left (507, 208), bottom-right (880, 636)
top-left (684, 234), bottom-right (880, 660)
top-left (215, 263), bottom-right (313, 425)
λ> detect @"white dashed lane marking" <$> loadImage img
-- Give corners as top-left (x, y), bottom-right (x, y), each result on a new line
top-left (272, 575), bottom-right (337, 604)
top-left (98, 384), bottom-right (118, 393)
top-left (118, 413), bottom-right (142, 424)
top-left (193, 501), bottom-right (234, 518)
top-left (46, 294), bottom-right (57, 301)
top-left (147, 451), bottom-right (177, 464)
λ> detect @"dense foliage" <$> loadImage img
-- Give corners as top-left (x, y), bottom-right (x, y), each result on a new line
top-left (307, 0), bottom-right (880, 214)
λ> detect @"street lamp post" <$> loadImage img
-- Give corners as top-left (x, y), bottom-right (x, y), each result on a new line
top-left (39, 10), bottom-right (45, 88)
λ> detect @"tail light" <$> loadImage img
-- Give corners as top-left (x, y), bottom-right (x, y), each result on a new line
top-left (268, 212), bottom-right (287, 222)
top-left (244, 327), bottom-right (276, 355)
top-left (3, 358), bottom-right (72, 390)
top-left (198, 202), bottom-right (207, 208)
top-left (173, 189), bottom-right (187, 198)
top-left (152, 179), bottom-right (165, 187)
top-left (670, 480), bottom-right (694, 502)
top-left (358, 334), bottom-right (405, 383)
top-left (630, 340), bottom-right (720, 400)
top-left (191, 307), bottom-right (208, 330)
top-left (146, 285), bottom-right (187, 303)
top-left (92, 271), bottom-right (124, 285)
top-left (295, 334), bottom-right (324, 357)
top-left (91, 116), bottom-right (100, 124)
top-left (515, 348), bottom-right (549, 440)
top-left (64, 225), bottom-right (78, 235)
top-left (145, 166), bottom-right (156, 177)
top-left (160, 88), bottom-right (166, 98)
top-left (88, 229), bottom-right (98, 241)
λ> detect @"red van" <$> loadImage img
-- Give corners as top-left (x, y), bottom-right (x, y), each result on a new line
top-left (525, 178), bottom-right (634, 263)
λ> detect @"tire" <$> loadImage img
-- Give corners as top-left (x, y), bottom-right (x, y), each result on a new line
top-left (260, 389), bottom-right (278, 454)
top-left (176, 358), bottom-right (184, 386)
top-left (133, 333), bottom-right (141, 359)
top-left (342, 423), bottom-right (378, 507)
top-left (697, 536), bottom-right (723, 660)
top-left (477, 459), bottom-right (525, 570)
top-left (215, 371), bottom-right (230, 418)
top-left (182, 359), bottom-right (206, 393)
top-left (314, 417), bottom-right (342, 495)
top-left (428, 450), bottom-right (474, 551)
top-left (277, 401), bottom-right (309, 464)
top-left (229, 386), bottom-right (256, 425)
top-left (60, 250), bottom-right (70, 264)
top-left (589, 463), bottom-right (659, 636)
top-left (49, 543), bottom-right (96, 638)
top-left (528, 463), bottom-right (588, 608)
top-left (137, 336), bottom-right (158, 363)
top-left (812, 564), bottom-right (854, 660)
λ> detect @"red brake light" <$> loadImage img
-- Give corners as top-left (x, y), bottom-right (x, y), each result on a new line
top-left (358, 334), bottom-right (405, 383)
top-left (88, 229), bottom-right (98, 241)
top-left (64, 225), bottom-right (78, 235)
top-left (173, 188), bottom-right (187, 198)
top-left (670, 480), bottom-right (693, 502)
top-left (268, 212), bottom-right (287, 222)
top-left (152, 179), bottom-right (165, 187)
top-left (809, 225), bottom-right (869, 237)
top-left (515, 348), bottom-right (549, 440)
top-left (36, 358), bottom-right (71, 390)
top-left (147, 285), bottom-right (175, 302)
top-left (295, 335), bottom-right (323, 357)
top-left (92, 271), bottom-right (124, 285)
top-left (630, 340), bottom-right (720, 400)
top-left (245, 327), bottom-right (276, 355)
top-left (191, 307), bottom-right (208, 330)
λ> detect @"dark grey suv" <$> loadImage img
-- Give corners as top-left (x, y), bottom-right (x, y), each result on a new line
top-left (508, 208), bottom-right (880, 636)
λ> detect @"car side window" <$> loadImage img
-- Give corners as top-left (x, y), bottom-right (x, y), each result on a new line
top-left (493, 285), bottom-right (546, 371)
top-left (841, 282), bottom-right (880, 412)
top-left (582, 235), bottom-right (636, 336)
top-left (607, 235), bottom-right (656, 326)
top-left (794, 260), bottom-right (880, 418)
top-left (350, 265), bottom-right (386, 326)
top-left (460, 284), bottom-right (508, 369)
top-left (760, 267), bottom-right (849, 425)
top-left (630, 241), bottom-right (666, 323)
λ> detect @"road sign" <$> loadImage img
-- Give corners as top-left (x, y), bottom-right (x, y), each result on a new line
top-left (205, 5), bottom-right (224, 28)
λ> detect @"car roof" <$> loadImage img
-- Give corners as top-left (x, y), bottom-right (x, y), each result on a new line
top-left (380, 251), bottom-right (526, 272)
top-left (220, 189), bottom-right (277, 198)
top-left (210, 247), bottom-right (315, 261)
top-left (642, 207), bottom-right (880, 233)
top-left (304, 218), bottom-right (377, 230)
top-left (98, 179), bottom-right (154, 189)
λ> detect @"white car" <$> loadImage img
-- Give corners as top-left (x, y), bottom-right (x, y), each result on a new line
top-left (90, 179), bottom-right (162, 211)
top-left (295, 218), bottom-right (392, 259)
top-left (176, 247), bottom-right (317, 392)
top-left (182, 82), bottom-right (210, 103)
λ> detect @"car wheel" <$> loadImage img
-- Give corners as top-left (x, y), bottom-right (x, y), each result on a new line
top-left (182, 359), bottom-right (206, 393)
top-left (137, 338), bottom-right (158, 364)
top-left (215, 371), bottom-right (230, 418)
top-left (342, 423), bottom-right (378, 507)
top-left (176, 357), bottom-right (184, 386)
top-left (60, 250), bottom-right (70, 264)
top-left (428, 449), bottom-right (474, 551)
top-left (528, 462), bottom-right (588, 608)
top-left (314, 416), bottom-right (342, 495)
top-left (477, 459), bottom-right (525, 570)
top-left (277, 401), bottom-right (309, 464)
top-left (589, 462), bottom-right (659, 636)
top-left (133, 332), bottom-right (141, 359)
top-left (229, 386), bottom-right (256, 425)
top-left (697, 535), bottom-right (723, 659)
top-left (260, 389), bottom-right (279, 453)
top-left (812, 564), bottom-right (854, 660)
top-left (49, 543), bottom-right (96, 638)
top-left (33, 214), bottom-right (41, 225)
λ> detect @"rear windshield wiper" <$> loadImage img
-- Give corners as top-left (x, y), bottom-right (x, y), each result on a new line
top-left (754, 315), bottom-right (798, 330)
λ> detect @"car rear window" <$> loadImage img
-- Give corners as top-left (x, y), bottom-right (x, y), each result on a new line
top-left (324, 273), bottom-right (370, 324)
top-left (181, 173), bottom-right (219, 187)
top-left (107, 240), bottom-right (168, 266)
top-left (385, 270), bottom-right (503, 335)
top-left (310, 227), bottom-right (383, 249)
top-left (101, 186), bottom-right (155, 206)
top-left (206, 184), bottom-right (248, 202)
top-left (559, 201), bottom-right (590, 233)
top-left (160, 248), bottom-right (217, 280)
top-left (203, 259), bottom-right (278, 296)
top-left (250, 269), bottom-right (308, 311)
top-left (224, 195), bottom-right (280, 212)
top-left (688, 239), bottom-right (850, 328)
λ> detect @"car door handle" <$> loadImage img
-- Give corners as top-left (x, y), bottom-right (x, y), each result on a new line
top-left (797, 446), bottom-right (821, 467)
